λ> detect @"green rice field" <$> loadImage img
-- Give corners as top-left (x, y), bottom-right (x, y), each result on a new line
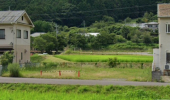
top-left (0, 84), bottom-right (170, 100)
top-left (55, 55), bottom-right (153, 62)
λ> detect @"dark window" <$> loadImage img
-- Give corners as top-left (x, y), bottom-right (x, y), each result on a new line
top-left (167, 53), bottom-right (170, 63)
top-left (21, 52), bottom-right (23, 60)
top-left (24, 30), bottom-right (28, 39)
top-left (17, 29), bottom-right (21, 38)
top-left (0, 29), bottom-right (5, 39)
top-left (148, 25), bottom-right (152, 27)
top-left (22, 16), bottom-right (23, 21)
top-left (166, 24), bottom-right (170, 33)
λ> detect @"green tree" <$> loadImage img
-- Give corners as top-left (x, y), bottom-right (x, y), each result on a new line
top-left (143, 33), bottom-right (152, 44)
top-left (33, 37), bottom-right (47, 53)
top-left (0, 51), bottom-right (13, 66)
top-left (40, 33), bottom-right (58, 53)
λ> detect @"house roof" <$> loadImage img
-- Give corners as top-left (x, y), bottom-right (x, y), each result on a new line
top-left (145, 22), bottom-right (158, 25)
top-left (85, 33), bottom-right (100, 37)
top-left (31, 32), bottom-right (46, 37)
top-left (158, 4), bottom-right (170, 17)
top-left (0, 10), bottom-right (34, 27)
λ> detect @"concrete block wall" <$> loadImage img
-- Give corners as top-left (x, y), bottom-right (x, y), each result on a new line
top-left (152, 71), bottom-right (162, 81)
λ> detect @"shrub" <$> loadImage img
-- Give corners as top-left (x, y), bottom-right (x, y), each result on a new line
top-left (108, 57), bottom-right (119, 68)
top-left (0, 51), bottom-right (13, 66)
top-left (8, 63), bottom-right (21, 77)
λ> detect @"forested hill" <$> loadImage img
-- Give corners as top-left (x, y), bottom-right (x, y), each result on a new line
top-left (0, 0), bottom-right (168, 27)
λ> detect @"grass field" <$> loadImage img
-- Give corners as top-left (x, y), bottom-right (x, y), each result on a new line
top-left (0, 83), bottom-right (170, 100)
top-left (2, 63), bottom-right (152, 81)
top-left (55, 55), bottom-right (153, 62)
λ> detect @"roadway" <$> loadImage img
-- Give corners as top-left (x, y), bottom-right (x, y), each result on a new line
top-left (0, 77), bottom-right (170, 86)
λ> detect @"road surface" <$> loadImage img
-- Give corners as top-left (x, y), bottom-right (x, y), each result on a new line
top-left (0, 77), bottom-right (170, 86)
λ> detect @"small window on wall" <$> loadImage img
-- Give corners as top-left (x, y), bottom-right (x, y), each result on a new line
top-left (166, 24), bottom-right (170, 33)
top-left (24, 30), bottom-right (28, 39)
top-left (0, 29), bottom-right (5, 39)
top-left (21, 52), bottom-right (23, 60)
top-left (16, 29), bottom-right (21, 38)
top-left (167, 53), bottom-right (170, 63)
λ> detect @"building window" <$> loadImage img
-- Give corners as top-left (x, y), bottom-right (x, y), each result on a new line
top-left (22, 16), bottom-right (23, 21)
top-left (16, 29), bottom-right (21, 38)
top-left (0, 29), bottom-right (5, 39)
top-left (166, 24), bottom-right (170, 33)
top-left (167, 53), bottom-right (170, 63)
top-left (24, 30), bottom-right (28, 39)
top-left (21, 52), bottom-right (23, 60)
top-left (148, 25), bottom-right (152, 27)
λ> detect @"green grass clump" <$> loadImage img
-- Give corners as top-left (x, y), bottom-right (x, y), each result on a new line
top-left (55, 55), bottom-right (153, 63)
top-left (8, 63), bottom-right (22, 77)
top-left (30, 54), bottom-right (45, 63)
top-left (0, 84), bottom-right (170, 100)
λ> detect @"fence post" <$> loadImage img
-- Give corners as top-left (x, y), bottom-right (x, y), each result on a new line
top-left (59, 71), bottom-right (61, 76)
top-left (78, 71), bottom-right (80, 77)
top-left (40, 70), bottom-right (42, 76)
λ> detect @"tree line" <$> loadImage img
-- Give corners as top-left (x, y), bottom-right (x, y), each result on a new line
top-left (0, 0), bottom-right (168, 27)
top-left (31, 18), bottom-right (158, 53)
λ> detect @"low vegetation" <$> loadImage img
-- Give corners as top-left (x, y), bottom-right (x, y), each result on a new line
top-left (2, 61), bottom-right (152, 81)
top-left (55, 55), bottom-right (153, 62)
top-left (1, 84), bottom-right (170, 100)
top-left (8, 63), bottom-right (21, 77)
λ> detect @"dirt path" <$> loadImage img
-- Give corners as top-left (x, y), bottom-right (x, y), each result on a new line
top-left (0, 77), bottom-right (170, 86)
top-left (43, 55), bottom-right (69, 62)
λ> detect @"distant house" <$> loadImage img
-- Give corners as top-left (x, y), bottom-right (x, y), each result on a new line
top-left (153, 4), bottom-right (170, 73)
top-left (31, 32), bottom-right (46, 37)
top-left (0, 10), bottom-right (34, 63)
top-left (125, 22), bottom-right (158, 32)
top-left (143, 22), bottom-right (158, 32)
top-left (85, 33), bottom-right (100, 37)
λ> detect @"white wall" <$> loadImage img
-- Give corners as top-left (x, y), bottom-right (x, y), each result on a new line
top-left (13, 24), bottom-right (31, 63)
top-left (159, 18), bottom-right (170, 71)
top-left (0, 25), bottom-right (14, 46)
top-left (153, 49), bottom-right (159, 71)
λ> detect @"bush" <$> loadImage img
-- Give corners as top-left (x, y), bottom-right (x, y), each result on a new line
top-left (108, 57), bottom-right (119, 68)
top-left (0, 51), bottom-right (13, 66)
top-left (8, 63), bottom-right (21, 77)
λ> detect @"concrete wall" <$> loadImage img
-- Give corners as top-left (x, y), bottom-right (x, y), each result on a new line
top-left (13, 24), bottom-right (31, 63)
top-left (152, 71), bottom-right (162, 81)
top-left (153, 49), bottom-right (159, 71)
top-left (159, 17), bottom-right (170, 71)
top-left (0, 25), bottom-right (14, 46)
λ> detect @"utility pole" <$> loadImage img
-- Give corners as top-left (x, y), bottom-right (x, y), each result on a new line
top-left (83, 20), bottom-right (86, 35)
top-left (55, 23), bottom-right (58, 38)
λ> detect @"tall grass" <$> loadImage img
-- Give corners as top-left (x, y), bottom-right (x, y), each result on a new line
top-left (55, 55), bottom-right (153, 62)
top-left (0, 84), bottom-right (170, 100)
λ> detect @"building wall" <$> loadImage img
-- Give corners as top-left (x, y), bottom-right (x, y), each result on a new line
top-left (153, 48), bottom-right (159, 71)
top-left (17, 14), bottom-right (30, 25)
top-left (159, 17), bottom-right (170, 71)
top-left (13, 24), bottom-right (31, 63)
top-left (0, 25), bottom-right (14, 46)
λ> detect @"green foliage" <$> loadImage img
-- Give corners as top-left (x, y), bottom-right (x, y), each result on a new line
top-left (108, 57), bottom-right (119, 68)
top-left (30, 54), bottom-right (45, 63)
top-left (55, 55), bottom-right (153, 63)
top-left (32, 20), bottom-right (54, 33)
top-left (8, 63), bottom-right (21, 77)
top-left (1, 84), bottom-right (170, 99)
top-left (0, 51), bottom-right (13, 66)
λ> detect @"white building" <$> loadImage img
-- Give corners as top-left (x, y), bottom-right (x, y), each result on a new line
top-left (0, 10), bottom-right (34, 63)
top-left (153, 4), bottom-right (170, 73)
